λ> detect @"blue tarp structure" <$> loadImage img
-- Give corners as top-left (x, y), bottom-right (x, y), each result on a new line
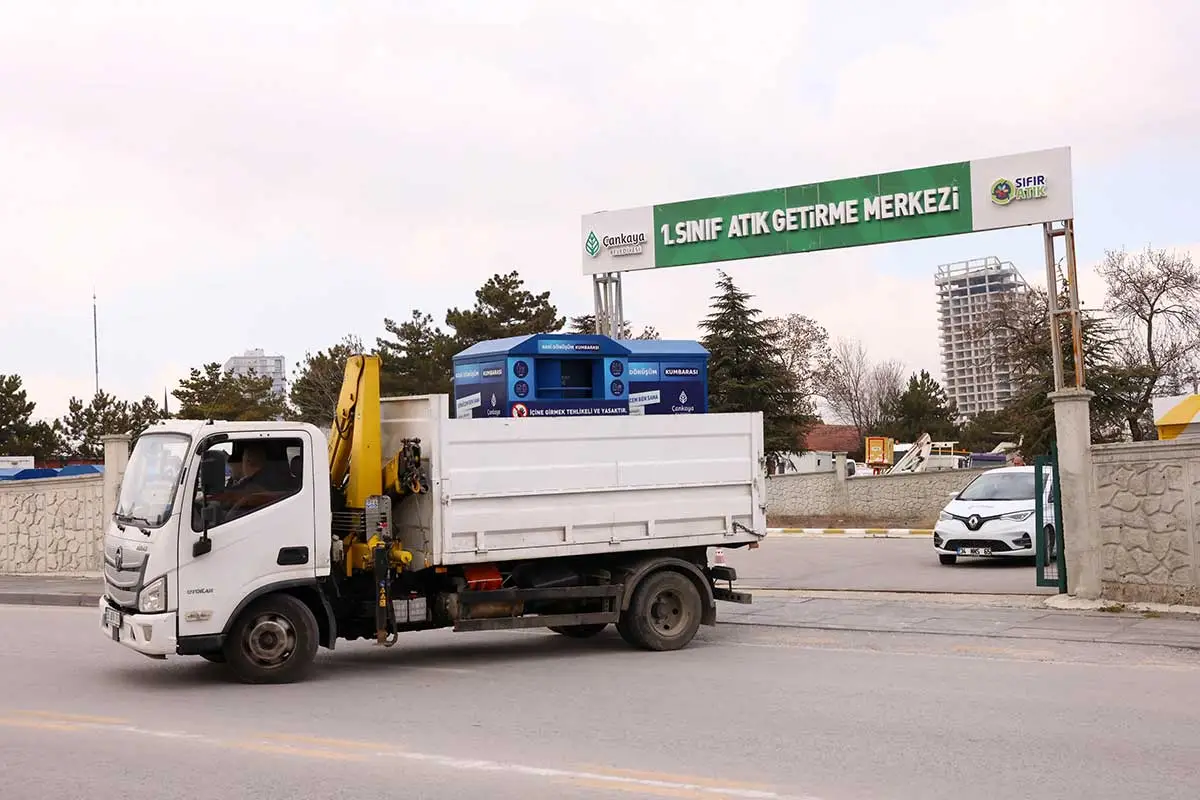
top-left (3, 468), bottom-right (59, 481)
top-left (56, 464), bottom-right (103, 476)
top-left (0, 465), bottom-right (105, 480)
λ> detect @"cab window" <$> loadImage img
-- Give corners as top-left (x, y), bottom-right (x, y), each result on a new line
top-left (192, 436), bottom-right (305, 532)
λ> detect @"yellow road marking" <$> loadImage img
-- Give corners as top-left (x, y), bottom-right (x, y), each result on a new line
top-left (255, 732), bottom-right (385, 750)
top-left (233, 741), bottom-right (369, 762)
top-left (0, 714), bottom-right (814, 799)
top-left (0, 717), bottom-right (82, 732)
top-left (572, 776), bottom-right (720, 798)
top-left (581, 765), bottom-right (774, 791)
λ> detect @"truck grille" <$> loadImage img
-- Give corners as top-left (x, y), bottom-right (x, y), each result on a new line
top-left (103, 540), bottom-right (149, 610)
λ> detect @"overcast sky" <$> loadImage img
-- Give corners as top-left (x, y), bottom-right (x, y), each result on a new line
top-left (3, 0), bottom-right (1198, 421)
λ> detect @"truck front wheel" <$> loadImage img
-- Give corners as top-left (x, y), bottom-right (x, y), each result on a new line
top-left (224, 593), bottom-right (318, 684)
top-left (618, 570), bottom-right (702, 652)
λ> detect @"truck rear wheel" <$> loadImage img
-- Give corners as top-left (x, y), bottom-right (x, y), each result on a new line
top-left (224, 593), bottom-right (318, 684)
top-left (618, 570), bottom-right (702, 652)
top-left (548, 623), bottom-right (608, 638)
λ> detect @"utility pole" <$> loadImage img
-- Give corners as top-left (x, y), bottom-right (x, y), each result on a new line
top-left (93, 290), bottom-right (100, 397)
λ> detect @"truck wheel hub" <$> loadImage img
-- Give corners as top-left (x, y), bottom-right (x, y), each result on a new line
top-left (650, 591), bottom-right (685, 633)
top-left (245, 613), bottom-right (295, 665)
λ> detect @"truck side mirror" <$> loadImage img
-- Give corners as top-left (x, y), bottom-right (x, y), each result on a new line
top-left (201, 457), bottom-right (226, 496)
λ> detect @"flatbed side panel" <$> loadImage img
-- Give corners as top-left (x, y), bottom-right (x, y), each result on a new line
top-left (438, 410), bottom-right (765, 564)
top-left (381, 394), bottom-right (448, 568)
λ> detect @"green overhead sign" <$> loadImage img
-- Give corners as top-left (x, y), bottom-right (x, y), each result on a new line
top-left (581, 147), bottom-right (1073, 275)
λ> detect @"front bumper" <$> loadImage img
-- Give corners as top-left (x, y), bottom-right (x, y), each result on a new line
top-left (99, 598), bottom-right (176, 657)
top-left (933, 520), bottom-right (1035, 556)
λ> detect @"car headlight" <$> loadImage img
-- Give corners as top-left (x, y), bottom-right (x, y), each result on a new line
top-left (138, 576), bottom-right (167, 614)
top-left (1000, 511), bottom-right (1034, 522)
top-left (938, 511), bottom-right (954, 521)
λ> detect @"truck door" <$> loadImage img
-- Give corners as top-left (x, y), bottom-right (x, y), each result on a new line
top-left (176, 430), bottom-right (318, 640)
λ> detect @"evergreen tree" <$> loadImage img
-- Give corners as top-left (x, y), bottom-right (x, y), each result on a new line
top-left (172, 363), bottom-right (289, 421)
top-left (375, 311), bottom-right (457, 397)
top-left (0, 374), bottom-right (66, 460)
top-left (444, 270), bottom-right (565, 350)
top-left (291, 335), bottom-right (366, 428)
top-left (568, 314), bottom-right (661, 340)
top-left (880, 370), bottom-right (959, 442)
top-left (698, 271), bottom-right (812, 469)
top-left (59, 391), bottom-right (165, 458)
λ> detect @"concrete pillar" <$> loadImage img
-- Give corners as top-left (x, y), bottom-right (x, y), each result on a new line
top-left (833, 452), bottom-right (848, 481)
top-left (1049, 389), bottom-right (1102, 599)
top-left (832, 451), bottom-right (850, 515)
top-left (102, 434), bottom-right (132, 525)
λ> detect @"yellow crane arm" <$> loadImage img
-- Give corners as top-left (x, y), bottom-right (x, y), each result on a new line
top-left (328, 355), bottom-right (382, 509)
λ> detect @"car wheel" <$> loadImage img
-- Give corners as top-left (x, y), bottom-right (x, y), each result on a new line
top-left (1044, 525), bottom-right (1057, 559)
top-left (938, 554), bottom-right (957, 565)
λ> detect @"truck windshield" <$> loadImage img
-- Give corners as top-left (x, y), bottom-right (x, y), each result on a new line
top-left (114, 433), bottom-right (191, 528)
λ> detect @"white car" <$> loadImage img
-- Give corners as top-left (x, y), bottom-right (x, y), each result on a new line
top-left (933, 466), bottom-right (1057, 565)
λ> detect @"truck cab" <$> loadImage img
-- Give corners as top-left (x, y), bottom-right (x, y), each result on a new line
top-left (101, 420), bottom-right (330, 663)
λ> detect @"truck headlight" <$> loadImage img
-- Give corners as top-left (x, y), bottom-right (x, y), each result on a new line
top-left (138, 576), bottom-right (167, 614)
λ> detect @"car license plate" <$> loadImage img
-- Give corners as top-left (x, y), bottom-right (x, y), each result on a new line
top-left (958, 547), bottom-right (992, 556)
top-left (104, 607), bottom-right (121, 640)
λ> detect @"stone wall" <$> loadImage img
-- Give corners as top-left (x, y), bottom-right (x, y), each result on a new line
top-left (1092, 438), bottom-right (1200, 605)
top-left (766, 468), bottom-right (988, 526)
top-left (0, 475), bottom-right (104, 574)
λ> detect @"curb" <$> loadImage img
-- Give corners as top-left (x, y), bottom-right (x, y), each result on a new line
top-left (767, 528), bottom-right (933, 538)
top-left (0, 592), bottom-right (100, 607)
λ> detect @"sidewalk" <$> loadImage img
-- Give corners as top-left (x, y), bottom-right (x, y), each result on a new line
top-left (719, 589), bottom-right (1200, 650)
top-left (0, 574), bottom-right (102, 607)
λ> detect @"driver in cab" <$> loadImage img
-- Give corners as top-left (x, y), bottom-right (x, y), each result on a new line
top-left (224, 443), bottom-right (292, 520)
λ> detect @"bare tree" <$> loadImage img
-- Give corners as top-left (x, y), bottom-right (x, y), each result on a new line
top-left (816, 337), bottom-right (904, 433)
top-left (1096, 245), bottom-right (1200, 439)
top-left (763, 313), bottom-right (832, 416)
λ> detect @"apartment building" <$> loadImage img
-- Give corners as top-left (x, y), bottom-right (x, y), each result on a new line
top-left (223, 348), bottom-right (287, 396)
top-left (935, 257), bottom-right (1029, 420)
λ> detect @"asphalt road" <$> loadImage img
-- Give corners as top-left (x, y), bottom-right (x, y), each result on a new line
top-left (3, 605), bottom-right (1199, 800)
top-left (724, 536), bottom-right (1056, 594)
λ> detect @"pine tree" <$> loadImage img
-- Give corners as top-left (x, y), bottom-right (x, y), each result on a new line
top-left (698, 271), bottom-right (812, 469)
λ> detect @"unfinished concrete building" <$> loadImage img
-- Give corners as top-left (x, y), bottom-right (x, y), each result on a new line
top-left (935, 257), bottom-right (1029, 420)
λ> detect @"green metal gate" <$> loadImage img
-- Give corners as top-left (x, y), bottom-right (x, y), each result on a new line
top-left (1033, 444), bottom-right (1067, 592)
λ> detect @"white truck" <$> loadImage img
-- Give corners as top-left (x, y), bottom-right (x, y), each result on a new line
top-left (99, 355), bottom-right (765, 683)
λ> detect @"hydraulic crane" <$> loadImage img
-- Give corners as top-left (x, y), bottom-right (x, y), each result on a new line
top-left (325, 354), bottom-right (428, 641)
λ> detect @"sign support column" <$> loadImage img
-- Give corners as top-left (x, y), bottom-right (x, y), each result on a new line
top-left (1044, 216), bottom-right (1100, 598)
top-left (592, 271), bottom-right (624, 338)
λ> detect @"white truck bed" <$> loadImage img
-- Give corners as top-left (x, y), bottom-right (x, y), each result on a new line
top-left (380, 395), bottom-right (767, 568)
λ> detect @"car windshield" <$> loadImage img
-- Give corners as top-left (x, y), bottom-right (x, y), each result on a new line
top-left (114, 433), bottom-right (191, 528)
top-left (957, 471), bottom-right (1037, 502)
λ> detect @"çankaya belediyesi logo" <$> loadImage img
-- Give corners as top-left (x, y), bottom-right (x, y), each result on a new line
top-left (990, 174), bottom-right (1048, 206)
top-left (585, 230), bottom-right (646, 258)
